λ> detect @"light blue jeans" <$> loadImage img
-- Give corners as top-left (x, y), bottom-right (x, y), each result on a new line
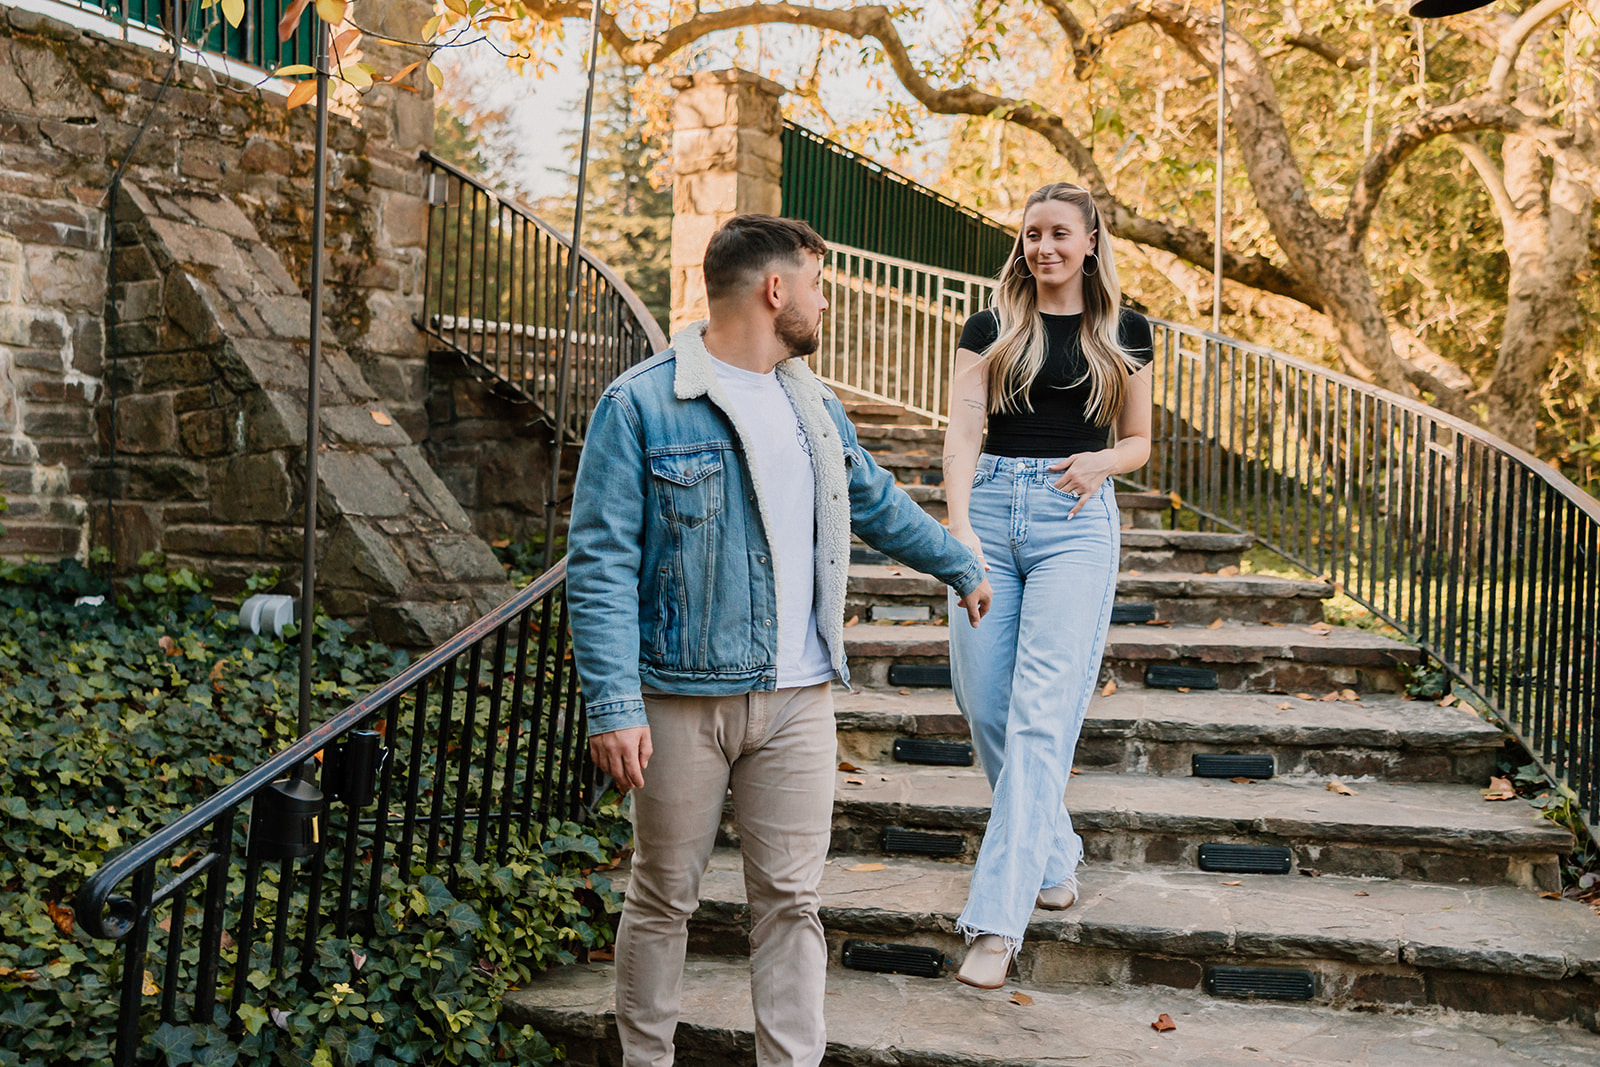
top-left (948, 454), bottom-right (1121, 946)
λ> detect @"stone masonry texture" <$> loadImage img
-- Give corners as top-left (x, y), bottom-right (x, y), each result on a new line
top-left (0, 3), bottom-right (515, 644)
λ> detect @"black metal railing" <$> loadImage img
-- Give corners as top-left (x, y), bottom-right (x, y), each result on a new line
top-left (420, 153), bottom-right (668, 446)
top-left (76, 563), bottom-right (594, 1067)
top-left (52, 0), bottom-right (316, 71)
top-left (1134, 321), bottom-right (1600, 839)
top-left (780, 122), bottom-right (1016, 279)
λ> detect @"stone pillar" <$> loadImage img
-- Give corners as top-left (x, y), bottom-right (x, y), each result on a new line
top-left (669, 69), bottom-right (785, 333)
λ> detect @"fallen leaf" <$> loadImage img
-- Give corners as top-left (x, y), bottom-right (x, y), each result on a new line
top-left (369, 409), bottom-right (393, 426)
top-left (898, 689), bottom-right (911, 695)
top-left (1230, 776), bottom-right (1254, 784)
top-left (1354, 891), bottom-right (1369, 897)
top-left (1326, 780), bottom-right (1357, 796)
top-left (1207, 618), bottom-right (1225, 630)
top-left (1176, 686), bottom-right (1191, 693)
top-left (1319, 691), bottom-right (1340, 702)
top-left (158, 635), bottom-right (178, 656)
top-left (1339, 689), bottom-right (1360, 702)
top-left (1101, 680), bottom-right (1117, 697)
top-left (47, 901), bottom-right (73, 938)
top-left (1259, 619), bottom-right (1282, 626)
top-left (1168, 491), bottom-right (1183, 509)
top-left (1294, 692), bottom-right (1314, 700)
top-left (845, 616), bottom-right (859, 627)
top-left (491, 538), bottom-right (511, 548)
top-left (1540, 892), bottom-right (1563, 900)
top-left (838, 761), bottom-right (861, 772)
top-left (845, 863), bottom-right (886, 872)
top-left (1482, 776), bottom-right (1518, 801)
top-left (1010, 991), bottom-right (1033, 1006)
top-left (142, 971), bottom-right (159, 997)
top-left (1301, 868), bottom-right (1323, 878)
top-left (589, 946), bottom-right (615, 961)
top-left (844, 777), bottom-right (864, 785)
top-left (1127, 569), bottom-right (1141, 576)
top-left (1151, 1013), bottom-right (1177, 1032)
top-left (1220, 880), bottom-right (1242, 886)
top-left (1144, 619), bottom-right (1174, 626)
top-left (1277, 703), bottom-right (1292, 710)
top-left (1438, 692), bottom-right (1458, 707)
top-left (1216, 565), bottom-right (1241, 577)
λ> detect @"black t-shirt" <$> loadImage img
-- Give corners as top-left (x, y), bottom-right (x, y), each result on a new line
top-left (958, 308), bottom-right (1154, 459)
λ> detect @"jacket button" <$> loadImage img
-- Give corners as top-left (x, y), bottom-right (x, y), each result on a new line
top-left (765, 619), bottom-right (773, 626)
top-left (758, 555), bottom-right (767, 563)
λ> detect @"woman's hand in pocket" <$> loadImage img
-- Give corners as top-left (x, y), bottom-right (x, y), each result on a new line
top-left (1048, 452), bottom-right (1115, 518)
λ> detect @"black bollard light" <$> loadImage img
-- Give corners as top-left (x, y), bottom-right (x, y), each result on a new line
top-left (322, 730), bottom-right (386, 808)
top-left (248, 774), bottom-right (325, 860)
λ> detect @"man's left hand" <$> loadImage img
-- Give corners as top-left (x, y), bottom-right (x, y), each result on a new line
top-left (958, 579), bottom-right (993, 627)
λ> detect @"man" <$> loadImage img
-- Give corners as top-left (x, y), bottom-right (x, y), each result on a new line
top-left (567, 214), bottom-right (992, 1067)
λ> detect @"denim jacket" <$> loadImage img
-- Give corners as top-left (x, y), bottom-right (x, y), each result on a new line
top-left (567, 322), bottom-right (984, 736)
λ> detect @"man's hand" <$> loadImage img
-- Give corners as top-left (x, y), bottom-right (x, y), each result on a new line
top-left (957, 579), bottom-right (993, 627)
top-left (589, 726), bottom-right (652, 792)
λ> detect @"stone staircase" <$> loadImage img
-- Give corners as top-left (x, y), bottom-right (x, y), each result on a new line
top-left (507, 407), bottom-right (1600, 1064)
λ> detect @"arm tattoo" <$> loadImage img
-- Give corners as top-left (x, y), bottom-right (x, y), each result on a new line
top-left (942, 452), bottom-right (959, 472)
top-left (961, 398), bottom-right (985, 411)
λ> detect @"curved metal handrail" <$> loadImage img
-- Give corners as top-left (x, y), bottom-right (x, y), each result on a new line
top-left (419, 151), bottom-right (668, 353)
top-left (76, 559), bottom-right (569, 941)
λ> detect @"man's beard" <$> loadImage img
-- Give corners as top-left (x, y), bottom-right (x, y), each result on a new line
top-left (775, 303), bottom-right (822, 358)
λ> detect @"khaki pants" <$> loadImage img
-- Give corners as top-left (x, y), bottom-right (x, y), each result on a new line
top-left (615, 682), bottom-right (836, 1067)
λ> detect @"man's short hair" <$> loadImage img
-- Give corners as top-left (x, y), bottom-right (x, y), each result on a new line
top-left (703, 215), bottom-right (828, 302)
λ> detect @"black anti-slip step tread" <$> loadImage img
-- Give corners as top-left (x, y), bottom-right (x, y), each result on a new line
top-left (1205, 966), bottom-right (1316, 1001)
top-left (882, 826), bottom-right (965, 857)
top-left (886, 664), bottom-right (951, 688)
top-left (840, 939), bottom-right (944, 978)
top-left (1198, 843), bottom-right (1294, 874)
top-left (891, 737), bottom-right (973, 766)
top-left (1192, 754), bottom-right (1275, 779)
top-left (1111, 602), bottom-right (1157, 624)
top-left (1147, 664), bottom-right (1220, 689)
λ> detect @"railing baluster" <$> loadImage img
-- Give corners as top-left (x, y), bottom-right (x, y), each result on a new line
top-left (367, 696), bottom-right (403, 914)
top-left (193, 809), bottom-right (235, 1023)
top-left (427, 659), bottom-right (459, 866)
top-left (450, 642), bottom-right (486, 877)
top-left (476, 624), bottom-right (511, 862)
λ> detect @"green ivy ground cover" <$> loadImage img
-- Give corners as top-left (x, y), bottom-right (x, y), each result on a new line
top-left (0, 558), bottom-right (626, 1066)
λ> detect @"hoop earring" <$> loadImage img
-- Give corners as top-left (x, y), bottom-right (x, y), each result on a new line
top-left (1014, 255), bottom-right (1032, 277)
top-left (1081, 253), bottom-right (1099, 279)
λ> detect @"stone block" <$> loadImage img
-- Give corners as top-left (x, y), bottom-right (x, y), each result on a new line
top-left (70, 313), bottom-right (103, 376)
top-left (108, 456), bottom-right (207, 502)
top-left (23, 245), bottom-right (104, 310)
top-left (2, 40), bottom-right (97, 121)
top-left (113, 279), bottom-right (163, 323)
top-left (175, 194), bottom-right (259, 242)
top-left (23, 404), bottom-right (91, 438)
top-left (23, 378), bottom-right (87, 404)
top-left (140, 351), bottom-right (215, 389)
top-left (321, 517), bottom-right (411, 596)
top-left (240, 390), bottom-right (306, 451)
top-left (321, 404), bottom-right (412, 448)
top-left (111, 242), bottom-right (158, 283)
top-left (249, 243), bottom-right (299, 295)
top-left (362, 288), bottom-right (426, 355)
top-left (0, 198), bottom-right (96, 249)
top-left (380, 191), bottom-right (427, 251)
top-left (178, 407), bottom-right (236, 457)
top-left (211, 452), bottom-right (293, 522)
top-left (368, 598), bottom-right (476, 648)
top-left (359, 354), bottom-right (427, 407)
top-left (317, 451), bottom-right (407, 518)
top-left (163, 523), bottom-right (260, 555)
top-left (28, 315), bottom-right (66, 348)
top-left (426, 533), bottom-right (504, 582)
top-left (394, 446), bottom-right (472, 531)
top-left (4, 520), bottom-right (82, 558)
top-left (146, 217), bottom-right (248, 274)
top-left (256, 294), bottom-right (311, 341)
top-left (113, 393), bottom-right (177, 454)
top-left (163, 273), bottom-right (228, 347)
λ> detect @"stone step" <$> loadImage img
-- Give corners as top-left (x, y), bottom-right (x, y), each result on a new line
top-left (508, 956), bottom-right (1600, 1065)
top-left (843, 400), bottom-right (924, 425)
top-left (892, 483), bottom-right (1169, 527)
top-left (842, 622), bottom-right (1420, 694)
top-left (846, 566), bottom-right (1331, 625)
top-left (852, 423), bottom-right (944, 451)
top-left (819, 765), bottom-right (1569, 889)
top-left (1122, 528), bottom-right (1257, 572)
top-left (831, 688), bottom-right (1504, 784)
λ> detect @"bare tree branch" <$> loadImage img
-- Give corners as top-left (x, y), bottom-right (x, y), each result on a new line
top-left (1034, 0), bottom-right (1086, 47)
top-left (1489, 0), bottom-right (1573, 99)
top-left (1281, 32), bottom-right (1368, 69)
top-left (1453, 134), bottom-right (1517, 229)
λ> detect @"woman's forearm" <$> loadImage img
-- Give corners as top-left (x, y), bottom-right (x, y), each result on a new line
top-left (942, 417), bottom-right (984, 533)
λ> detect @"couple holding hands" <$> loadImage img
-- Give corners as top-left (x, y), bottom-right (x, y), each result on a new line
top-left (567, 182), bottom-right (1155, 1066)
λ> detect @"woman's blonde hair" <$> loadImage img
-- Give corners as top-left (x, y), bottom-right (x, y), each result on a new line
top-left (983, 183), bottom-right (1135, 426)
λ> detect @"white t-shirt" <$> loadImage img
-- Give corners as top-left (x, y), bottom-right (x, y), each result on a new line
top-left (710, 356), bottom-right (835, 688)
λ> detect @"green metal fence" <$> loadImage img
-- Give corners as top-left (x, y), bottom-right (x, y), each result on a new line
top-left (780, 122), bottom-right (1016, 279)
top-left (56, 0), bottom-right (315, 71)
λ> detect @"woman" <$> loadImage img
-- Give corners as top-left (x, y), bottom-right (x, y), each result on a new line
top-left (942, 182), bottom-right (1154, 989)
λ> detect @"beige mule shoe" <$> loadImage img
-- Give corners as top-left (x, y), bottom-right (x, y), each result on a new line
top-left (1036, 884), bottom-right (1077, 910)
top-left (955, 934), bottom-right (1018, 990)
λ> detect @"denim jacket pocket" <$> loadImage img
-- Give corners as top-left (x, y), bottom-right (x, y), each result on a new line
top-left (649, 448), bottom-right (723, 528)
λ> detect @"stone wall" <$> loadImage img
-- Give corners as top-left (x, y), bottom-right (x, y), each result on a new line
top-left (0, 3), bottom-right (519, 643)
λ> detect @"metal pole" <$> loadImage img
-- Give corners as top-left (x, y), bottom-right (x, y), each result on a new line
top-left (1212, 0), bottom-right (1226, 333)
top-left (297, 16), bottom-right (331, 740)
top-left (541, 0), bottom-right (604, 569)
